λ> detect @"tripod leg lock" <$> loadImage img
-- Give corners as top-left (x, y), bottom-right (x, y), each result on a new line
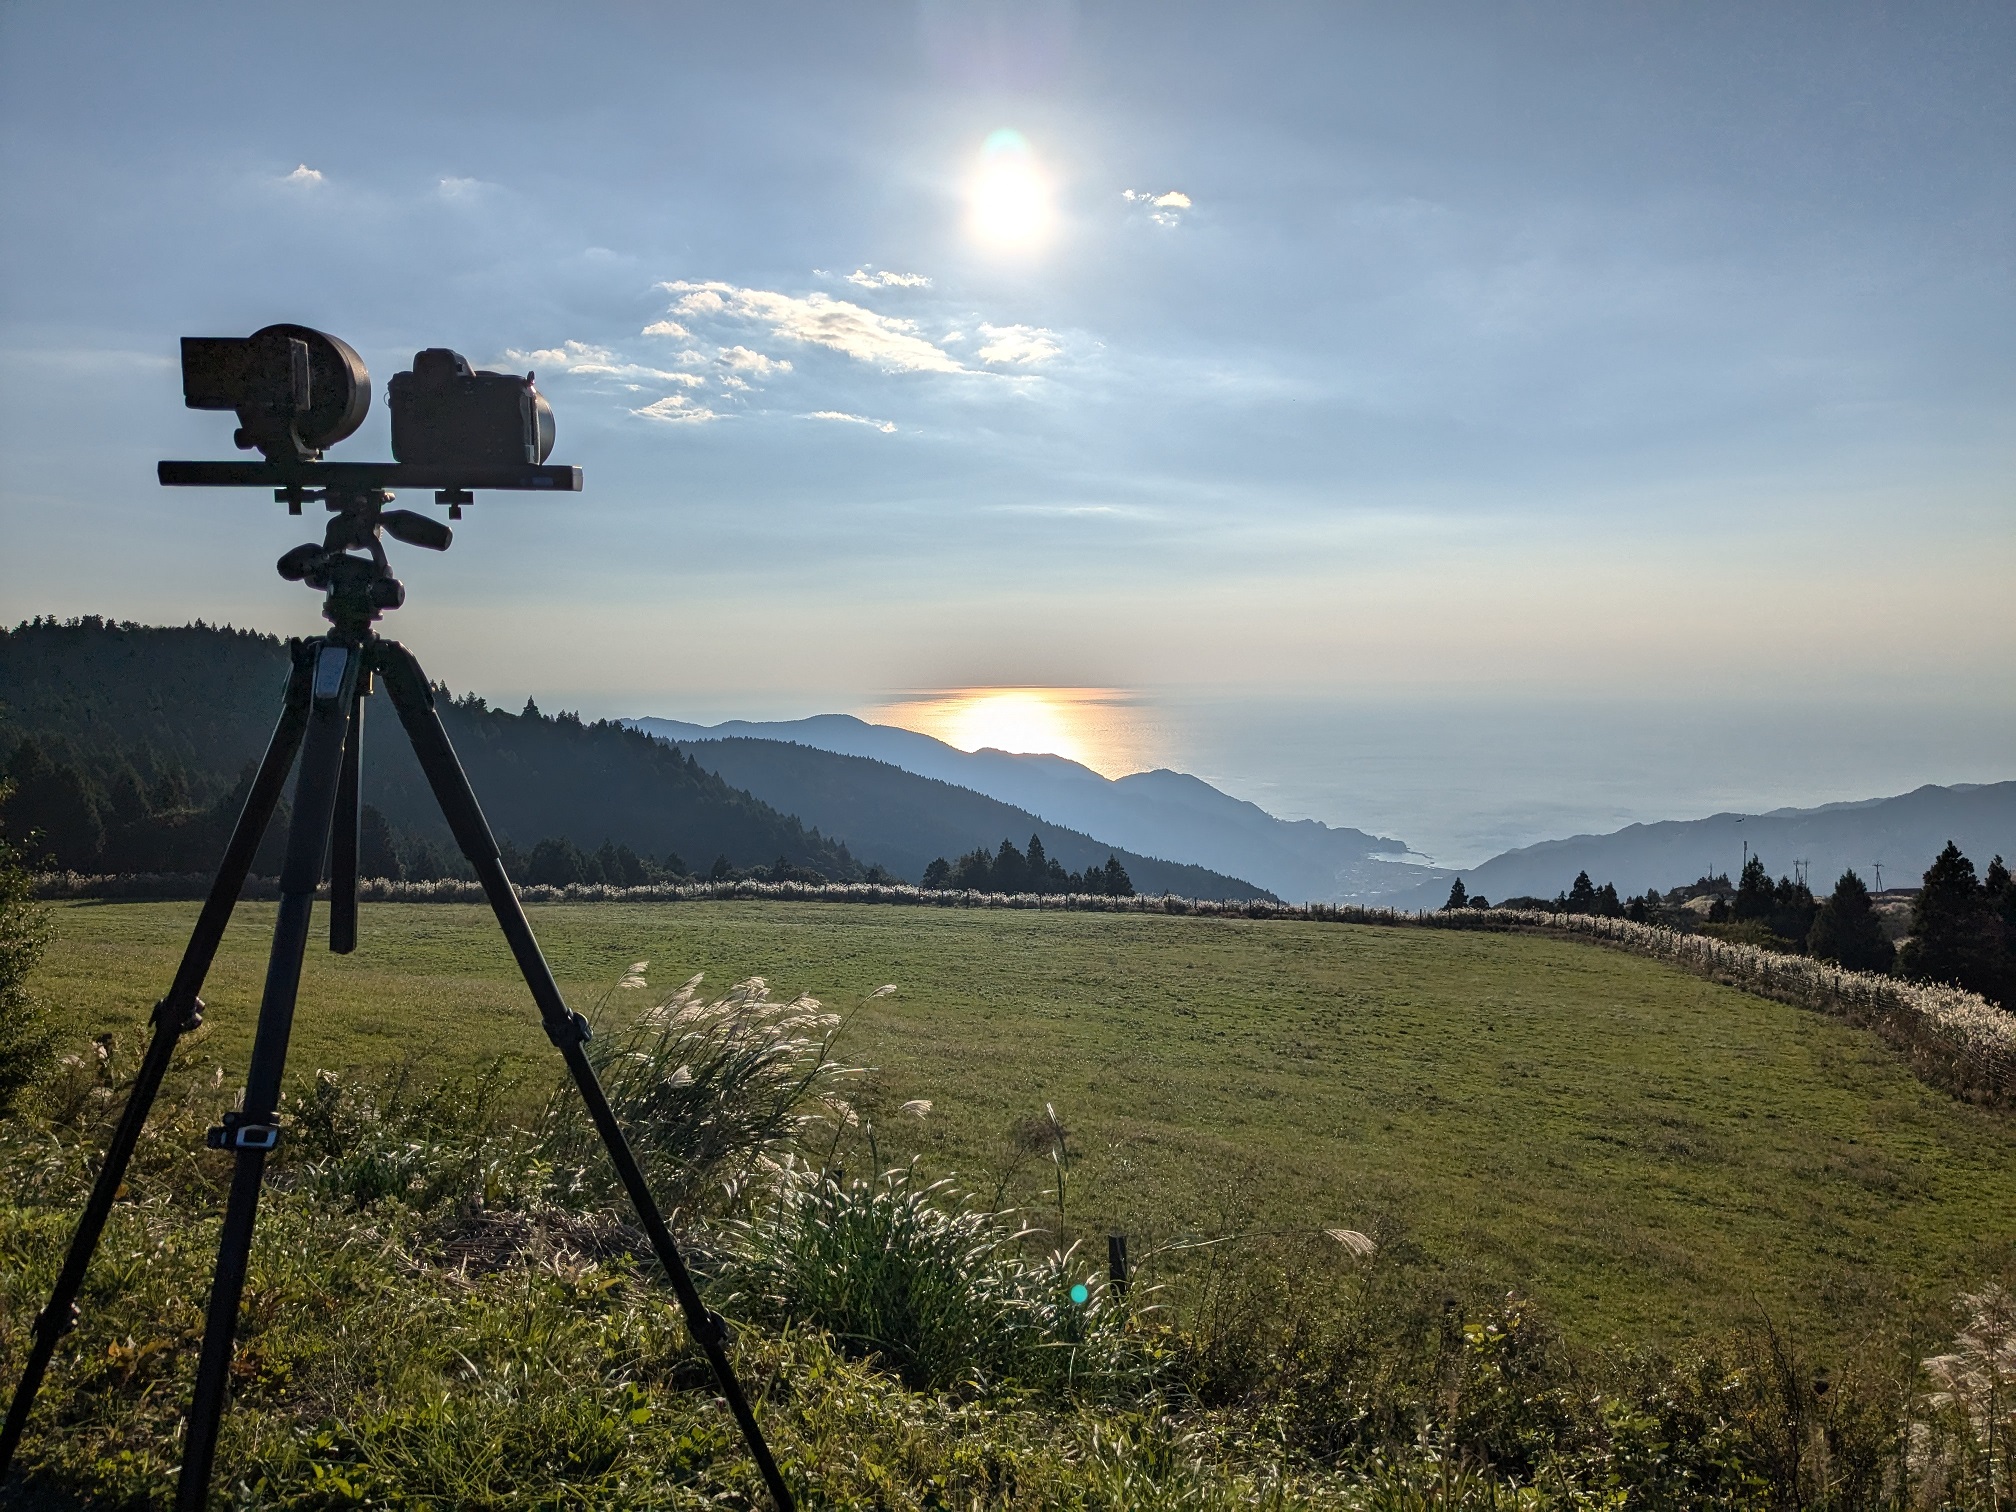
top-left (151, 994), bottom-right (206, 1034)
top-left (205, 1112), bottom-right (281, 1152)
top-left (544, 1011), bottom-right (593, 1048)
top-left (693, 1310), bottom-right (733, 1348)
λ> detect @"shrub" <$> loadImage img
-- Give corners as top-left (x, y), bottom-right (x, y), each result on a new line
top-left (720, 1157), bottom-right (1134, 1395)
top-left (0, 778), bottom-right (55, 1118)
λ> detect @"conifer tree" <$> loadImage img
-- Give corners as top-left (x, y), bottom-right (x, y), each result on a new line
top-left (1443, 878), bottom-right (1469, 910)
top-left (358, 804), bottom-right (404, 881)
top-left (1900, 842), bottom-right (1999, 998)
top-left (1807, 869), bottom-right (1895, 973)
top-left (1733, 854), bottom-right (1774, 922)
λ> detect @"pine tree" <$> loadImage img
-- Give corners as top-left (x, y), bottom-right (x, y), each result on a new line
top-left (358, 804), bottom-right (404, 881)
top-left (1103, 855), bottom-right (1134, 896)
top-left (992, 838), bottom-right (1028, 894)
top-left (1567, 871), bottom-right (1598, 913)
top-left (1987, 857), bottom-right (2016, 1006)
top-left (921, 857), bottom-right (952, 890)
top-left (1026, 834), bottom-right (1051, 894)
top-left (3, 740), bottom-right (104, 871)
top-left (1807, 869), bottom-right (1895, 974)
top-left (1443, 878), bottom-right (1469, 910)
top-left (1733, 854), bottom-right (1774, 922)
top-left (1899, 842), bottom-right (1999, 997)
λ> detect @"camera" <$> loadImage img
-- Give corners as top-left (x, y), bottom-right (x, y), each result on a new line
top-left (388, 348), bottom-right (556, 469)
top-left (180, 324), bottom-right (370, 462)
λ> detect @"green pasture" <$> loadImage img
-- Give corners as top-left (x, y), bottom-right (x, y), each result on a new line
top-left (29, 899), bottom-right (2016, 1349)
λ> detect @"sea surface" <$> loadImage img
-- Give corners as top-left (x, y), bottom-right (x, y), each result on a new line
top-left (864, 689), bottom-right (2016, 869)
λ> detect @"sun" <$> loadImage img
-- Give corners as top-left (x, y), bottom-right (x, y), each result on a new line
top-left (946, 690), bottom-right (1079, 761)
top-left (967, 129), bottom-right (1053, 251)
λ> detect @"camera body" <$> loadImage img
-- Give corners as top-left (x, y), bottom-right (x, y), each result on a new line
top-left (181, 324), bottom-right (370, 462)
top-left (388, 348), bottom-right (556, 469)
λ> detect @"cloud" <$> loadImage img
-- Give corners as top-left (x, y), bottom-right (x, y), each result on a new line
top-left (505, 340), bottom-right (704, 385)
top-left (282, 164), bottom-right (323, 185)
top-left (844, 268), bottom-right (932, 289)
top-left (718, 345), bottom-right (791, 376)
top-left (437, 176), bottom-right (488, 199)
top-left (975, 323), bottom-right (1062, 366)
top-left (1124, 188), bottom-right (1192, 226)
top-left (807, 410), bottom-right (897, 433)
top-left (657, 281), bottom-right (965, 374)
top-left (633, 394), bottom-right (719, 424)
top-left (642, 320), bottom-right (690, 339)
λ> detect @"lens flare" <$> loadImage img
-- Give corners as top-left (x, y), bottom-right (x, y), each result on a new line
top-left (967, 129), bottom-right (1053, 251)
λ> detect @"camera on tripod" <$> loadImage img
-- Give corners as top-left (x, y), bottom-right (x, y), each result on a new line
top-left (177, 325), bottom-right (556, 471)
top-left (389, 348), bottom-right (556, 468)
top-left (181, 324), bottom-right (370, 463)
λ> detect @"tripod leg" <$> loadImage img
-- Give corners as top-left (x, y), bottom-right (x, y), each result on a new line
top-left (176, 640), bottom-right (362, 1512)
top-left (375, 641), bottom-right (797, 1512)
top-left (329, 679), bottom-right (364, 954)
top-left (0, 642), bottom-right (317, 1480)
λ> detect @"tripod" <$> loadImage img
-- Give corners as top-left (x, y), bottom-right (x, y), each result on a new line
top-left (0, 482), bottom-right (796, 1511)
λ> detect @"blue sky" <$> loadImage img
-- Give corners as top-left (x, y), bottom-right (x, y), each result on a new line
top-left (1, 2), bottom-right (2011, 846)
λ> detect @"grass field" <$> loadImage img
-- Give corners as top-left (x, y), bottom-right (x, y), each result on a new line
top-left (29, 898), bottom-right (2016, 1351)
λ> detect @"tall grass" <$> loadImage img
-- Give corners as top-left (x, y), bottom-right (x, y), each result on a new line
top-left (539, 968), bottom-right (858, 1217)
top-left (4, 953), bottom-right (2014, 1507)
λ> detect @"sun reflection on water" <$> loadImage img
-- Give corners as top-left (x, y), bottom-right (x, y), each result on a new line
top-left (861, 688), bottom-right (1161, 777)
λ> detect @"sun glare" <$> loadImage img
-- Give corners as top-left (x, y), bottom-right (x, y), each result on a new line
top-left (864, 687), bottom-right (1158, 777)
top-left (967, 129), bottom-right (1053, 251)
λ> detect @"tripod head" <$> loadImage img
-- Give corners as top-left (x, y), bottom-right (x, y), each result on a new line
top-left (271, 484), bottom-right (452, 635)
top-left (160, 325), bottom-right (583, 634)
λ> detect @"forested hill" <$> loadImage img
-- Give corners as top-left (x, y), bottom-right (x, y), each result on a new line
top-left (658, 736), bottom-right (1277, 902)
top-left (0, 618), bottom-right (867, 880)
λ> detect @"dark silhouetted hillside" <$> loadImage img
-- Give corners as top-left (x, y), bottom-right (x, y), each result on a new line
top-left (660, 736), bottom-right (1275, 900)
top-left (0, 618), bottom-right (864, 879)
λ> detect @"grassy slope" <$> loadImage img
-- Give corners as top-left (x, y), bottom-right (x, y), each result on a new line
top-left (30, 899), bottom-right (2016, 1349)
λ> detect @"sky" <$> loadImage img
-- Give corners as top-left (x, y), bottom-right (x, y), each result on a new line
top-left (1, 2), bottom-right (2011, 859)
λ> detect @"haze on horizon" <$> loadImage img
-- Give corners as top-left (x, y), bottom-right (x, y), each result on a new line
top-left (1, 2), bottom-right (2011, 857)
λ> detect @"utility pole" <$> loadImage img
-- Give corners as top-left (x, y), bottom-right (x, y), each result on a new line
top-left (1873, 861), bottom-right (1884, 892)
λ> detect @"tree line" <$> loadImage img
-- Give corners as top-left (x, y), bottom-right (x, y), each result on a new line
top-left (921, 834), bottom-right (1135, 896)
top-left (1447, 843), bottom-right (2016, 1007)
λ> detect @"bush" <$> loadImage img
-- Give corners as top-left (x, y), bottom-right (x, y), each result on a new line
top-left (0, 778), bottom-right (54, 1118)
top-left (721, 1157), bottom-right (1135, 1396)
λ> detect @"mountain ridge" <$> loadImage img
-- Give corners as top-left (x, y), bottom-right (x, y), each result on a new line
top-left (627, 713), bottom-right (1423, 903)
top-left (1387, 780), bottom-right (2016, 909)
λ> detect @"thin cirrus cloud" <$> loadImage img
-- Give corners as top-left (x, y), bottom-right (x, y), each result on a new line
top-left (807, 410), bottom-right (897, 433)
top-left (281, 163), bottom-right (323, 185)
